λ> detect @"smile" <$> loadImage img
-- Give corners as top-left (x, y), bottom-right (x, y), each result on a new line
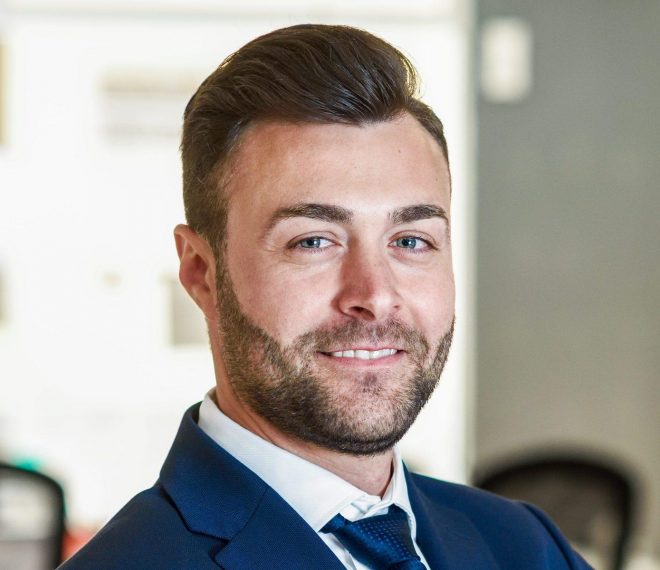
top-left (324, 349), bottom-right (398, 360)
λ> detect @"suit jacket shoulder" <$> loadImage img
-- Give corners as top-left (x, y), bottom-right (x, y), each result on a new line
top-left (59, 485), bottom-right (222, 569)
top-left (407, 472), bottom-right (593, 569)
top-left (59, 405), bottom-right (344, 570)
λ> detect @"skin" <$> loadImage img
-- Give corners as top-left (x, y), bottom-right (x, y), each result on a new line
top-left (175, 112), bottom-right (454, 496)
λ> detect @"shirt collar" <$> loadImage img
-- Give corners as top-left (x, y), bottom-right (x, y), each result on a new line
top-left (197, 392), bottom-right (418, 537)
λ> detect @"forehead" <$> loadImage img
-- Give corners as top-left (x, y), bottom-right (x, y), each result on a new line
top-left (224, 114), bottom-right (451, 223)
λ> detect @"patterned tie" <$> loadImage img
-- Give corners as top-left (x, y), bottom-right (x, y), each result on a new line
top-left (321, 505), bottom-right (426, 569)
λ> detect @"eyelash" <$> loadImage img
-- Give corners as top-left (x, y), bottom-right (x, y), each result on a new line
top-left (391, 235), bottom-right (434, 253)
top-left (292, 236), bottom-right (334, 253)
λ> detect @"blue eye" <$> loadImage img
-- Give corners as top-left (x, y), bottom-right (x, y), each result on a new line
top-left (299, 237), bottom-right (324, 248)
top-left (287, 236), bottom-right (335, 257)
top-left (395, 237), bottom-right (419, 249)
top-left (391, 236), bottom-right (433, 253)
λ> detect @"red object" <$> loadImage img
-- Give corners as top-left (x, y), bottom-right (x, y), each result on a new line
top-left (61, 527), bottom-right (97, 562)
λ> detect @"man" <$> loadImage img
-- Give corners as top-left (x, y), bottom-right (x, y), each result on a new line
top-left (61, 25), bottom-right (591, 569)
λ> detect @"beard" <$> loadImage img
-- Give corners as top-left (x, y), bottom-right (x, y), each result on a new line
top-left (215, 261), bottom-right (454, 456)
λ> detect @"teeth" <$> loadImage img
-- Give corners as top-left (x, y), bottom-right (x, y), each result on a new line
top-left (329, 349), bottom-right (397, 360)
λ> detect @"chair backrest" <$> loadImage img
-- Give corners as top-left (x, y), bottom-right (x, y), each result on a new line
top-left (473, 454), bottom-right (636, 570)
top-left (0, 462), bottom-right (65, 570)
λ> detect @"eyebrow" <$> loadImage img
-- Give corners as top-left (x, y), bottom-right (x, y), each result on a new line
top-left (389, 204), bottom-right (448, 225)
top-left (264, 202), bottom-right (448, 236)
top-left (265, 203), bottom-right (353, 234)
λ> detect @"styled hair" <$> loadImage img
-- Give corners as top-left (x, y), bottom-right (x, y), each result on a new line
top-left (181, 24), bottom-right (448, 249)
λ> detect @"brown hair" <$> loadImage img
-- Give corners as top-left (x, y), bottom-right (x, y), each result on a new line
top-left (181, 24), bottom-right (449, 249)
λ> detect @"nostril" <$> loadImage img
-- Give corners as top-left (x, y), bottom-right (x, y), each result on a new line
top-left (350, 306), bottom-right (377, 320)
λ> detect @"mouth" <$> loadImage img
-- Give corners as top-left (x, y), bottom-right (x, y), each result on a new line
top-left (318, 348), bottom-right (402, 363)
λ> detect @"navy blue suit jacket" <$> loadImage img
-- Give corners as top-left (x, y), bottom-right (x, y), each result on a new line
top-left (60, 404), bottom-right (592, 569)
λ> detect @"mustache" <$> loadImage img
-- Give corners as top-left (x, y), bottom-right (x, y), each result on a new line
top-left (292, 318), bottom-right (430, 354)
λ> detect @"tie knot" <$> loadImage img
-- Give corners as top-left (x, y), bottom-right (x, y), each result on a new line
top-left (322, 506), bottom-right (425, 569)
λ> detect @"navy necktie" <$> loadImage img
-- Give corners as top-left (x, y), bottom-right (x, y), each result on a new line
top-left (321, 505), bottom-right (426, 569)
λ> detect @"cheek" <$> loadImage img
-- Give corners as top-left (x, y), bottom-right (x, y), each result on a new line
top-left (407, 270), bottom-right (455, 336)
top-left (227, 256), bottom-right (335, 340)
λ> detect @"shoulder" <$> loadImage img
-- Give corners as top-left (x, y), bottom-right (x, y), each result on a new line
top-left (410, 471), bottom-right (530, 516)
top-left (58, 484), bottom-right (219, 570)
top-left (408, 473), bottom-right (593, 569)
top-left (409, 472), bottom-right (541, 532)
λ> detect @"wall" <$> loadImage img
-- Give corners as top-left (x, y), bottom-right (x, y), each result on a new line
top-left (475, 0), bottom-right (660, 556)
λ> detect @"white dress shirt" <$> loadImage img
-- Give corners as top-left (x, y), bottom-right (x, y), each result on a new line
top-left (198, 392), bottom-right (430, 570)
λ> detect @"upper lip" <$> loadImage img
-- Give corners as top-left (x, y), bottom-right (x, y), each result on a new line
top-left (320, 347), bottom-right (401, 352)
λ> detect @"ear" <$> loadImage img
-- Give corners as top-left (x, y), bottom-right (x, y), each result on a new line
top-left (173, 224), bottom-right (217, 321)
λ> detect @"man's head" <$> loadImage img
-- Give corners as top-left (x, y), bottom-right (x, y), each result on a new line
top-left (175, 24), bottom-right (455, 457)
top-left (180, 24), bottom-right (449, 250)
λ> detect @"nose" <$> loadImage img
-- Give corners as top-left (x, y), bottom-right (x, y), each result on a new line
top-left (335, 247), bottom-right (402, 322)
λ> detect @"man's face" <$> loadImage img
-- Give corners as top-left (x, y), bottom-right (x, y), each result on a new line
top-left (215, 113), bottom-right (455, 455)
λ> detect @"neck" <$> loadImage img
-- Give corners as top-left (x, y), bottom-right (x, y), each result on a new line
top-left (214, 386), bottom-right (394, 497)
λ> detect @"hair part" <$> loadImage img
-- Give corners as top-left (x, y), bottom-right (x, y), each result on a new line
top-left (180, 24), bottom-right (449, 252)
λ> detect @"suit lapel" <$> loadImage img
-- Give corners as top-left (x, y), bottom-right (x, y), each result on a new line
top-left (159, 405), bottom-right (343, 570)
top-left (213, 487), bottom-right (344, 570)
top-left (405, 468), bottom-right (501, 570)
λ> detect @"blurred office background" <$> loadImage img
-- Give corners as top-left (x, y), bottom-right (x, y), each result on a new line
top-left (0, 0), bottom-right (657, 568)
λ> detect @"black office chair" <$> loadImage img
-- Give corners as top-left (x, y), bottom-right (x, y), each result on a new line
top-left (473, 453), bottom-right (636, 570)
top-left (0, 462), bottom-right (66, 570)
